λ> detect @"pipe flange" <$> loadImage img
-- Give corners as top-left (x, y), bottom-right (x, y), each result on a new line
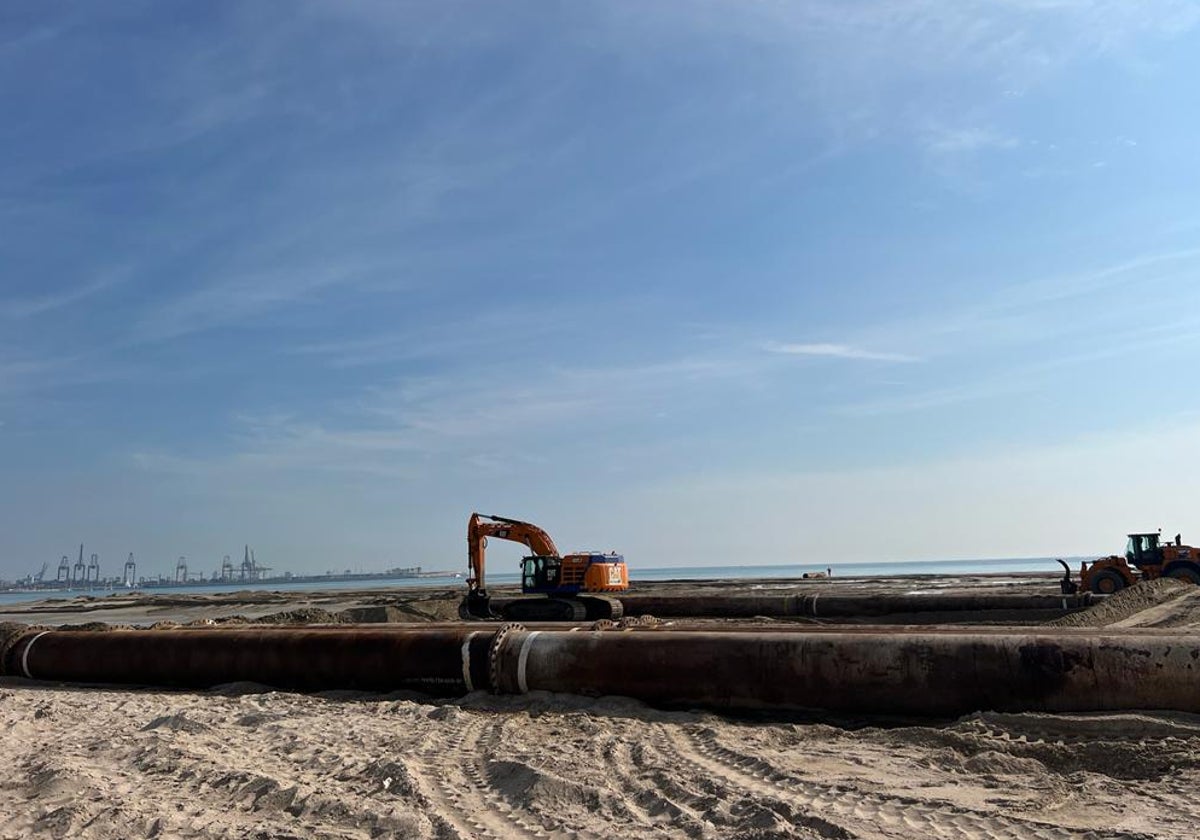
top-left (615, 615), bottom-right (660, 629)
top-left (488, 622), bottom-right (525, 693)
top-left (0, 624), bottom-right (45, 677)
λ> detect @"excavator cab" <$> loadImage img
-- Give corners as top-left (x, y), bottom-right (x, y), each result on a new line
top-left (521, 555), bottom-right (562, 591)
top-left (1125, 533), bottom-right (1163, 570)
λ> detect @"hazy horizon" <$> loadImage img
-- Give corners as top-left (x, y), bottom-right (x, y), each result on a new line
top-left (4, 3), bottom-right (1200, 580)
top-left (4, 551), bottom-right (1091, 588)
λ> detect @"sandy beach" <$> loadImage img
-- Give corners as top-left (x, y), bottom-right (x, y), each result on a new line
top-left (2, 683), bottom-right (1198, 839)
top-left (1, 575), bottom-right (1198, 839)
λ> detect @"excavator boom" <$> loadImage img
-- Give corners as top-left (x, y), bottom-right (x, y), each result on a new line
top-left (467, 512), bottom-right (559, 595)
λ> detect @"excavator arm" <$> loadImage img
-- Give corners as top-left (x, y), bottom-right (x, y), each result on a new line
top-left (466, 513), bottom-right (560, 597)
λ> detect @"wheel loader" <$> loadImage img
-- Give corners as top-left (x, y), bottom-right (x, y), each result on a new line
top-left (1059, 532), bottom-right (1200, 595)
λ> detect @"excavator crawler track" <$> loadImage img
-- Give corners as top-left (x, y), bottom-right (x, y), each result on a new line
top-left (493, 596), bottom-right (625, 622)
top-left (578, 595), bottom-right (623, 621)
top-left (500, 597), bottom-right (589, 622)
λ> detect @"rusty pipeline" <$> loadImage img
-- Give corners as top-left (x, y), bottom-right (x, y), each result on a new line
top-left (488, 628), bottom-right (1200, 715)
top-left (3, 627), bottom-right (495, 695)
top-left (613, 592), bottom-right (1096, 619)
top-left (301, 621), bottom-right (1198, 636)
top-left (6, 625), bottom-right (1198, 716)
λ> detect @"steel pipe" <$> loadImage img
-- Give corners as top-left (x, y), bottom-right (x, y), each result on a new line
top-left (4, 628), bottom-right (495, 695)
top-left (613, 592), bottom-right (1095, 618)
top-left (302, 621), bottom-right (1195, 636)
top-left (8, 625), bottom-right (1199, 716)
top-left (490, 629), bottom-right (1200, 715)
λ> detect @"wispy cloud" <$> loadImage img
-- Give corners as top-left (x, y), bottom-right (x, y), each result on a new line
top-left (0, 271), bottom-right (129, 319)
top-left (285, 307), bottom-right (572, 368)
top-left (0, 351), bottom-right (136, 400)
top-left (995, 246), bottom-right (1200, 311)
top-left (835, 379), bottom-right (1031, 417)
top-left (920, 126), bottom-right (1020, 156)
top-left (0, 358), bottom-right (58, 394)
top-left (600, 0), bottom-right (1200, 162)
top-left (133, 353), bottom-right (754, 481)
top-left (764, 342), bottom-right (919, 363)
top-left (132, 268), bottom-right (366, 343)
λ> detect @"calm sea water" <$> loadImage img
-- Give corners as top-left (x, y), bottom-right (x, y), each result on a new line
top-left (0, 556), bottom-right (1076, 608)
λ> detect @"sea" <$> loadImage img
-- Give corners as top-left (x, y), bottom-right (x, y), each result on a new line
top-left (0, 556), bottom-right (1080, 608)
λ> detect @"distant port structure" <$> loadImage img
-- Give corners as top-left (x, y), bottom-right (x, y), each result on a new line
top-left (5, 543), bottom-right (445, 592)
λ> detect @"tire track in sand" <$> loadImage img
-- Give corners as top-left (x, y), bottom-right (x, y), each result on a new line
top-left (409, 710), bottom-right (603, 840)
top-left (599, 736), bottom-right (716, 838)
top-left (642, 724), bottom-right (857, 839)
top-left (660, 725), bottom-right (1151, 840)
top-left (958, 712), bottom-right (1200, 747)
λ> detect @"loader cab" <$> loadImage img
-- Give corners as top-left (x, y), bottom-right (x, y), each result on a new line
top-left (1125, 533), bottom-right (1164, 569)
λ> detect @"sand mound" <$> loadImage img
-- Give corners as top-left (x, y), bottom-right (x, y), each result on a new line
top-left (338, 605), bottom-right (407, 623)
top-left (1049, 577), bottom-right (1191, 627)
top-left (250, 607), bottom-right (348, 625)
top-left (141, 712), bottom-right (210, 734)
top-left (1112, 585), bottom-right (1200, 628)
top-left (57, 621), bottom-right (119, 632)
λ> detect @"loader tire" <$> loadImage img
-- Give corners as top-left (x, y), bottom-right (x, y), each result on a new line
top-left (1089, 569), bottom-right (1127, 595)
top-left (1164, 564), bottom-right (1200, 585)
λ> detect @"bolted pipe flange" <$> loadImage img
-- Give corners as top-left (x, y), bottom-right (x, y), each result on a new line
top-left (488, 623), bottom-right (525, 694)
top-left (0, 624), bottom-right (43, 677)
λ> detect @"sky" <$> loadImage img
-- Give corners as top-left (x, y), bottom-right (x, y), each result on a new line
top-left (3, 1), bottom-right (1200, 580)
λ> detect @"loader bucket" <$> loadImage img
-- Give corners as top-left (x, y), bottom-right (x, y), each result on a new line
top-left (1057, 559), bottom-right (1078, 595)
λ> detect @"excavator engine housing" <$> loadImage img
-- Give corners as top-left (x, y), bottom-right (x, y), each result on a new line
top-left (520, 553), bottom-right (629, 595)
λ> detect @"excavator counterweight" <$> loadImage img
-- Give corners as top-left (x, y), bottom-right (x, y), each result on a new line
top-left (460, 512), bottom-right (629, 621)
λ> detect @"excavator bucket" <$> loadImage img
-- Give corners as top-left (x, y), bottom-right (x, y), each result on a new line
top-left (459, 591), bottom-right (495, 621)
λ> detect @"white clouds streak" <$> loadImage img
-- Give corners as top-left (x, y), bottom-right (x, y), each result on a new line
top-left (132, 355), bottom-right (750, 480)
top-left (132, 269), bottom-right (360, 343)
top-left (920, 126), bottom-right (1020, 156)
top-left (617, 414), bottom-right (1200, 563)
top-left (0, 272), bottom-right (128, 319)
top-left (605, 0), bottom-right (1200, 161)
top-left (764, 342), bottom-right (919, 363)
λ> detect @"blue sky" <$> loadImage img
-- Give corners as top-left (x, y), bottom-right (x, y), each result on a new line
top-left (3, 1), bottom-right (1200, 579)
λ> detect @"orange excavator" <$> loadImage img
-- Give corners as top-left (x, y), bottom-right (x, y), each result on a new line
top-left (460, 513), bottom-right (629, 621)
top-left (1059, 531), bottom-right (1200, 594)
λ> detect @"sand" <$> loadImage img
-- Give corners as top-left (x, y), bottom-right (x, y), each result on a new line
top-left (2, 576), bottom-right (1200, 839)
top-left (1049, 578), bottom-right (1199, 628)
top-left (2, 683), bottom-right (1198, 839)
top-left (0, 589), bottom-right (469, 628)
